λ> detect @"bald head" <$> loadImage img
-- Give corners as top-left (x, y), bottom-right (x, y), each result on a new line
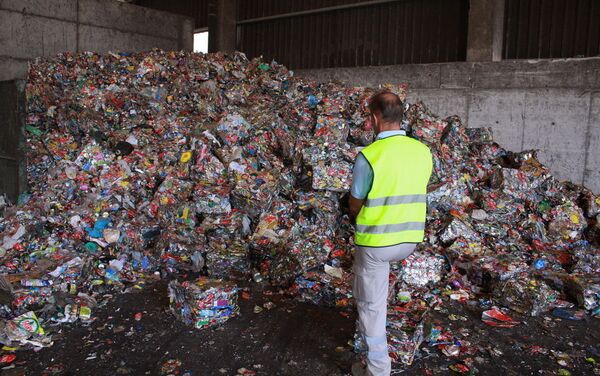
top-left (368, 91), bottom-right (404, 124)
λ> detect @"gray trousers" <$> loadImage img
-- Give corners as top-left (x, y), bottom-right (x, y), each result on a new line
top-left (353, 243), bottom-right (417, 376)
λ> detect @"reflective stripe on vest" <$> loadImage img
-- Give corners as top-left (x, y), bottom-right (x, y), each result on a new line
top-left (355, 135), bottom-right (432, 247)
top-left (355, 221), bottom-right (425, 234)
top-left (364, 193), bottom-right (427, 207)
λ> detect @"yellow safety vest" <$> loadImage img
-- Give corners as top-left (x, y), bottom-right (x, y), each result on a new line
top-left (355, 135), bottom-right (432, 247)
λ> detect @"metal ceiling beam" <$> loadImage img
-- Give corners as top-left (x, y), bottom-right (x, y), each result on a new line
top-left (237, 0), bottom-right (403, 25)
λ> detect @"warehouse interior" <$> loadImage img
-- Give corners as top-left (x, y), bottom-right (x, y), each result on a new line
top-left (0, 0), bottom-right (599, 375)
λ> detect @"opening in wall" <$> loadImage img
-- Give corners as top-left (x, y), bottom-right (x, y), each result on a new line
top-left (194, 32), bottom-right (209, 53)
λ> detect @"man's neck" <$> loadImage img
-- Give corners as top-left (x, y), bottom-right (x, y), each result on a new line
top-left (376, 129), bottom-right (405, 140)
top-left (378, 122), bottom-right (401, 133)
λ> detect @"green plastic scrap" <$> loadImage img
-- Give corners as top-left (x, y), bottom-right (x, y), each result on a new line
top-left (258, 63), bottom-right (270, 71)
top-left (84, 242), bottom-right (99, 252)
top-left (538, 200), bottom-right (551, 212)
top-left (25, 125), bottom-right (43, 136)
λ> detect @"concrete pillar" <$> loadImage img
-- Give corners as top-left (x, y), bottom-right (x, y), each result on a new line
top-left (467, 0), bottom-right (505, 62)
top-left (0, 80), bottom-right (27, 202)
top-left (179, 18), bottom-right (195, 51)
top-left (208, 0), bottom-right (237, 53)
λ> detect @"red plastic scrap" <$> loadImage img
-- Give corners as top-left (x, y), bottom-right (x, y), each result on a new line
top-left (481, 308), bottom-right (520, 328)
top-left (0, 354), bottom-right (16, 364)
top-left (448, 362), bottom-right (471, 374)
top-left (528, 345), bottom-right (548, 355)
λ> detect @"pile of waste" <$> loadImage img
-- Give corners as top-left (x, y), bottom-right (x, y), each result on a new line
top-left (0, 50), bottom-right (598, 364)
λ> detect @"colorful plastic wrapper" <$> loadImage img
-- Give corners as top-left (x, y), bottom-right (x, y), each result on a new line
top-left (481, 308), bottom-right (520, 327)
top-left (168, 277), bottom-right (239, 329)
top-left (0, 311), bottom-right (52, 347)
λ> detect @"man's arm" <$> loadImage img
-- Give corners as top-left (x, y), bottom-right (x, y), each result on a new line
top-left (348, 195), bottom-right (365, 218)
top-left (348, 153), bottom-right (373, 219)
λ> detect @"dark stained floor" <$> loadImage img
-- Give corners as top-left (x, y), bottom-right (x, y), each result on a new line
top-left (6, 280), bottom-right (600, 376)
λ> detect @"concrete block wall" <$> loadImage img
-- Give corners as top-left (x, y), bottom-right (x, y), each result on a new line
top-left (298, 58), bottom-right (600, 193)
top-left (0, 0), bottom-right (194, 81)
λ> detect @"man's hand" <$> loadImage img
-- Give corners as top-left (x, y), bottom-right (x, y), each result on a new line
top-left (348, 195), bottom-right (365, 219)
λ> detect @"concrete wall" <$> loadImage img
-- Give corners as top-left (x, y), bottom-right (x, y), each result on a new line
top-left (298, 58), bottom-right (600, 193)
top-left (0, 0), bottom-right (194, 81)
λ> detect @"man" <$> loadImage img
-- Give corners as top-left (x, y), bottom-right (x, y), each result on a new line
top-left (349, 91), bottom-right (433, 376)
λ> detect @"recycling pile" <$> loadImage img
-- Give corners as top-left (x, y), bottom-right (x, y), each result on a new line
top-left (0, 50), bottom-right (598, 356)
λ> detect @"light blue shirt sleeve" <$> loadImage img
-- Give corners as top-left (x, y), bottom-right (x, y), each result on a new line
top-left (350, 153), bottom-right (373, 200)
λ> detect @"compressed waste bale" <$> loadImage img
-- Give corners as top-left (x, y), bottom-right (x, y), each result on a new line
top-left (206, 240), bottom-right (250, 280)
top-left (311, 160), bottom-right (353, 192)
top-left (547, 202), bottom-right (586, 241)
top-left (292, 269), bottom-right (352, 308)
top-left (398, 251), bottom-right (446, 288)
top-left (168, 277), bottom-right (239, 329)
top-left (492, 278), bottom-right (563, 316)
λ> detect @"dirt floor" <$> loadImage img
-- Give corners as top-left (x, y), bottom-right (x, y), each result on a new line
top-left (5, 280), bottom-right (600, 376)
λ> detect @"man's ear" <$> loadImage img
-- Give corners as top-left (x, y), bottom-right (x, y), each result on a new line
top-left (371, 114), bottom-right (378, 131)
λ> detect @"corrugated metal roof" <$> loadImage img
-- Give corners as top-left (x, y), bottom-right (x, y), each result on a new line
top-left (504, 0), bottom-right (600, 59)
top-left (237, 0), bottom-right (469, 69)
